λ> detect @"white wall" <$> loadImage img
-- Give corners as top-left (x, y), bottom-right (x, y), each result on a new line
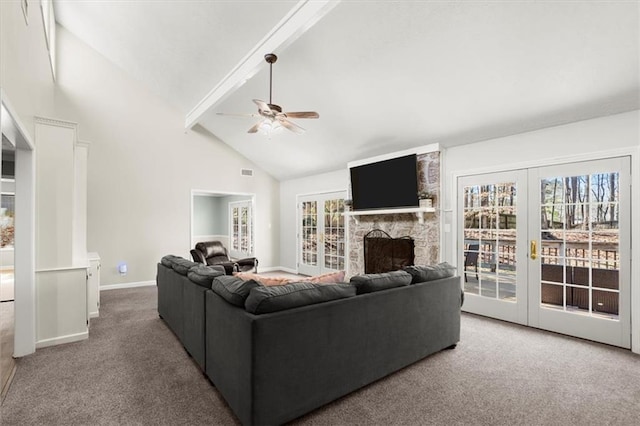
top-left (1, 0), bottom-right (56, 357)
top-left (443, 110), bottom-right (640, 354)
top-left (279, 169), bottom-right (348, 271)
top-left (193, 195), bottom-right (220, 236)
top-left (0, 1), bottom-right (56, 134)
top-left (53, 26), bottom-right (280, 284)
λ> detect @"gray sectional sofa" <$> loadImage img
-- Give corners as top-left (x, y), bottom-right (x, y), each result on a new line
top-left (157, 255), bottom-right (462, 425)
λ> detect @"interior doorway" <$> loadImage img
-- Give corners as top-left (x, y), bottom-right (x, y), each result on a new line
top-left (1, 93), bottom-right (36, 399)
top-left (190, 190), bottom-right (256, 258)
top-left (458, 157), bottom-right (631, 348)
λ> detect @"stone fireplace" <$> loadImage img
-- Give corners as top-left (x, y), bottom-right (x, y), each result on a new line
top-left (363, 230), bottom-right (415, 273)
top-left (347, 151), bottom-right (440, 277)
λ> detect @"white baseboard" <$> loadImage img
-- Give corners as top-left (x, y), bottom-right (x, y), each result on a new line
top-left (100, 280), bottom-right (156, 291)
top-left (259, 266), bottom-right (298, 274)
top-left (89, 312), bottom-right (99, 319)
top-left (36, 331), bottom-right (88, 349)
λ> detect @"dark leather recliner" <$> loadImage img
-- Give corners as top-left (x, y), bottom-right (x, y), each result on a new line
top-left (190, 241), bottom-right (258, 275)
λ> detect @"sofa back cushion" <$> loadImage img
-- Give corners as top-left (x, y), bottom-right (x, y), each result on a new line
top-left (245, 282), bottom-right (356, 314)
top-left (160, 255), bottom-right (180, 268)
top-left (403, 262), bottom-right (456, 284)
top-left (187, 265), bottom-right (225, 288)
top-left (171, 258), bottom-right (199, 276)
top-left (349, 270), bottom-right (412, 294)
top-left (211, 275), bottom-right (261, 307)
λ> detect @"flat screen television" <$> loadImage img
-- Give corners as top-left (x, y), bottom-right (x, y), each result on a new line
top-left (350, 154), bottom-right (419, 210)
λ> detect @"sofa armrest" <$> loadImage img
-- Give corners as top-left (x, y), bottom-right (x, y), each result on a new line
top-left (236, 257), bottom-right (258, 273)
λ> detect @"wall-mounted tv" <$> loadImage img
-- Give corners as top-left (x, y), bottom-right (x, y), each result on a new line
top-left (350, 154), bottom-right (419, 211)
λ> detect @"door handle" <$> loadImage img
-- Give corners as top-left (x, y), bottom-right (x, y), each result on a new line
top-left (530, 240), bottom-right (538, 260)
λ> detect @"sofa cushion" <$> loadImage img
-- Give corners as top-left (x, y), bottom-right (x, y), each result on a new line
top-left (187, 265), bottom-right (225, 288)
top-left (403, 262), bottom-right (457, 284)
top-left (160, 255), bottom-right (180, 268)
top-left (245, 282), bottom-right (356, 314)
top-left (349, 270), bottom-right (412, 294)
top-left (211, 275), bottom-right (261, 307)
top-left (306, 270), bottom-right (346, 284)
top-left (172, 258), bottom-right (199, 276)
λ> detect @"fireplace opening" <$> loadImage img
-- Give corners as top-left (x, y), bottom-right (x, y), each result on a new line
top-left (363, 229), bottom-right (415, 274)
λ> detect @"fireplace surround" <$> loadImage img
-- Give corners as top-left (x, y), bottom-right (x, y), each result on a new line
top-left (348, 151), bottom-right (440, 277)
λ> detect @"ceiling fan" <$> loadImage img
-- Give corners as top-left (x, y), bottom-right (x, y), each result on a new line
top-left (217, 53), bottom-right (319, 135)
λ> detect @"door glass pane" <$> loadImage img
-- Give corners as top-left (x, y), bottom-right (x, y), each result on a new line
top-left (301, 201), bottom-right (317, 266)
top-left (323, 198), bottom-right (345, 271)
top-left (240, 207), bottom-right (249, 253)
top-left (539, 172), bottom-right (619, 320)
top-left (463, 182), bottom-right (517, 302)
top-left (232, 208), bottom-right (239, 250)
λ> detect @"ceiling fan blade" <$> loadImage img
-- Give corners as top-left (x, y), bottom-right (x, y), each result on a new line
top-left (247, 122), bottom-right (261, 133)
top-left (283, 111), bottom-right (319, 119)
top-left (253, 99), bottom-right (271, 112)
top-left (277, 117), bottom-right (305, 134)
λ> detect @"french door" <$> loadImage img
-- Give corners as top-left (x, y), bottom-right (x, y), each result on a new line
top-left (229, 200), bottom-right (253, 259)
top-left (298, 192), bottom-right (346, 276)
top-left (459, 157), bottom-right (631, 348)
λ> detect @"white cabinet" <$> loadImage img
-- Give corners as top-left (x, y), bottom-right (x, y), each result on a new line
top-left (35, 267), bottom-right (88, 348)
top-left (34, 117), bottom-right (91, 348)
top-left (87, 252), bottom-right (101, 319)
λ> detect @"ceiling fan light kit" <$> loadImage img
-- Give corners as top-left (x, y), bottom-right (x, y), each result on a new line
top-left (218, 53), bottom-right (319, 136)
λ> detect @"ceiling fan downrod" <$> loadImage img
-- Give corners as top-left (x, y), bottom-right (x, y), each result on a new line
top-left (265, 53), bottom-right (277, 107)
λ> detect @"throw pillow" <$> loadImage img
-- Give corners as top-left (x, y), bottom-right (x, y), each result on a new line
top-left (187, 265), bottom-right (225, 288)
top-left (234, 272), bottom-right (296, 287)
top-left (349, 270), bottom-right (412, 295)
top-left (307, 270), bottom-right (346, 284)
top-left (245, 282), bottom-right (356, 314)
top-left (211, 275), bottom-right (261, 307)
top-left (403, 262), bottom-right (456, 284)
top-left (234, 270), bottom-right (346, 286)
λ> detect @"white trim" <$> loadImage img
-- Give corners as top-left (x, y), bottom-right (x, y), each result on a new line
top-left (229, 199), bottom-right (254, 258)
top-left (439, 148), bottom-right (446, 263)
top-left (100, 280), bottom-right (156, 291)
top-left (347, 143), bottom-right (440, 168)
top-left (344, 206), bottom-right (435, 224)
top-left (294, 188), bottom-right (346, 198)
top-left (36, 264), bottom-right (88, 273)
top-left (36, 331), bottom-right (88, 349)
top-left (259, 266), bottom-right (298, 274)
top-left (185, 0), bottom-right (340, 128)
top-left (1, 89), bottom-right (36, 357)
top-left (631, 146), bottom-right (640, 355)
top-left (1, 88), bottom-right (35, 150)
top-left (34, 116), bottom-right (78, 129)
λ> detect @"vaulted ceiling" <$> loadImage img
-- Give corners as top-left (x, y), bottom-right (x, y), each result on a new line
top-left (55, 1), bottom-right (639, 180)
